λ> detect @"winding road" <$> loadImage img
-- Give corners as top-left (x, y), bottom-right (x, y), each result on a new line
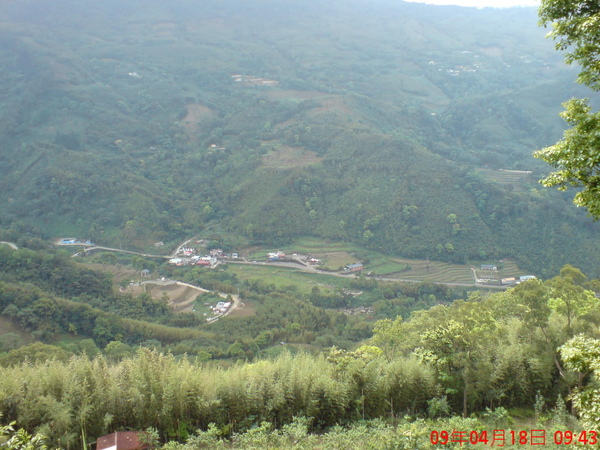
top-left (140, 279), bottom-right (241, 322)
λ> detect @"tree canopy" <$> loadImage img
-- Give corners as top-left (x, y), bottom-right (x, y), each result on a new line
top-left (535, 1), bottom-right (600, 217)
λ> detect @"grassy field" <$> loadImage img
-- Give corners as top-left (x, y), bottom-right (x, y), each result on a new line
top-left (192, 300), bottom-right (213, 318)
top-left (228, 264), bottom-right (354, 295)
top-left (0, 316), bottom-right (32, 349)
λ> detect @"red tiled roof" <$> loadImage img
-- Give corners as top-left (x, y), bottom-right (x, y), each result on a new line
top-left (96, 432), bottom-right (149, 450)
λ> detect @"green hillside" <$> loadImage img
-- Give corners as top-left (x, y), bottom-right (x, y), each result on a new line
top-left (0, 0), bottom-right (598, 275)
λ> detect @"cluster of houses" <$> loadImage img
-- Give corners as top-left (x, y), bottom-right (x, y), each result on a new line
top-left (213, 301), bottom-right (232, 315)
top-left (169, 246), bottom-right (215, 267)
top-left (266, 251), bottom-right (324, 265)
top-left (264, 251), bottom-right (360, 273)
top-left (428, 50), bottom-right (481, 78)
top-left (501, 275), bottom-right (537, 286)
top-left (231, 74), bottom-right (279, 86)
top-left (474, 264), bottom-right (536, 286)
top-left (169, 247), bottom-right (240, 268)
top-left (340, 306), bottom-right (374, 316)
top-left (268, 251), bottom-right (286, 261)
top-left (168, 255), bottom-right (216, 267)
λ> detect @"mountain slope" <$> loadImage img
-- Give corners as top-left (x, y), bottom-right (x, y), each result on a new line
top-left (0, 0), bottom-right (598, 275)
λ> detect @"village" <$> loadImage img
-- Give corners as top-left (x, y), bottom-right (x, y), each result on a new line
top-left (55, 237), bottom-right (545, 323)
top-left (167, 246), bottom-right (233, 268)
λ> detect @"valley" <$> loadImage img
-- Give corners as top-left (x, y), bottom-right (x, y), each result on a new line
top-left (2, 0), bottom-right (600, 447)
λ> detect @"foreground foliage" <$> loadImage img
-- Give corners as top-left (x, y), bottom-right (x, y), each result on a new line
top-left (536, 1), bottom-right (600, 218)
top-left (1, 265), bottom-right (599, 447)
top-left (0, 350), bottom-right (437, 447)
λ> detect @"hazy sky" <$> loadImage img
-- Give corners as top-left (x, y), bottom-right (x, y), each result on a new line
top-left (404, 0), bottom-right (539, 7)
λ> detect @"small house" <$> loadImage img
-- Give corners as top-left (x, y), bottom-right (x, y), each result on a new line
top-left (519, 275), bottom-right (536, 282)
top-left (96, 431), bottom-right (150, 450)
top-left (345, 263), bottom-right (364, 273)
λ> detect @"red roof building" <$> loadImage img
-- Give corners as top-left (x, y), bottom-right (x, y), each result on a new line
top-left (96, 432), bottom-right (150, 450)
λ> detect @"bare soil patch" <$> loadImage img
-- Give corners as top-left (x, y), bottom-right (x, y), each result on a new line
top-left (182, 104), bottom-right (216, 144)
top-left (129, 283), bottom-right (204, 314)
top-left (262, 145), bottom-right (322, 169)
top-left (315, 251), bottom-right (356, 270)
top-left (225, 298), bottom-right (257, 318)
top-left (0, 317), bottom-right (32, 344)
top-left (309, 96), bottom-right (354, 116)
top-left (266, 90), bottom-right (354, 117)
top-left (83, 263), bottom-right (202, 313)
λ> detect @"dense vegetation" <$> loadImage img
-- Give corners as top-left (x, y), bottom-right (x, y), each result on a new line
top-left (6, 0), bottom-right (600, 448)
top-left (1, 0), bottom-right (600, 275)
top-left (1, 263), bottom-right (599, 448)
top-left (0, 242), bottom-right (462, 359)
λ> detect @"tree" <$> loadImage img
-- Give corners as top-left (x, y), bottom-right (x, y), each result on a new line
top-left (559, 335), bottom-right (600, 429)
top-left (372, 298), bottom-right (499, 417)
top-left (546, 265), bottom-right (600, 335)
top-left (535, 2), bottom-right (600, 217)
top-left (0, 342), bottom-right (72, 367)
top-left (539, 1), bottom-right (600, 88)
top-left (0, 421), bottom-right (48, 450)
top-left (534, 99), bottom-right (600, 218)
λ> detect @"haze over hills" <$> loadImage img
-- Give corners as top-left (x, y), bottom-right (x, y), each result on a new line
top-left (0, 0), bottom-right (598, 275)
top-left (6, 1), bottom-right (600, 446)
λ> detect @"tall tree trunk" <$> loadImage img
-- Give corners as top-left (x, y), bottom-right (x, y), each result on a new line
top-left (463, 371), bottom-right (468, 418)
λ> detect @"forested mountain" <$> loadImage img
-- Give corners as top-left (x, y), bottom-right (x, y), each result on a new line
top-left (1, 0), bottom-right (598, 275)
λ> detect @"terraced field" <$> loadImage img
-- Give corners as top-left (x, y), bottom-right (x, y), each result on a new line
top-left (476, 168), bottom-right (535, 190)
top-left (246, 237), bottom-right (527, 285)
top-left (388, 258), bottom-right (474, 284)
top-left (129, 283), bottom-right (204, 314)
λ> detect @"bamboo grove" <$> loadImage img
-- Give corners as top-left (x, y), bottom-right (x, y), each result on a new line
top-left (2, 264), bottom-right (600, 447)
